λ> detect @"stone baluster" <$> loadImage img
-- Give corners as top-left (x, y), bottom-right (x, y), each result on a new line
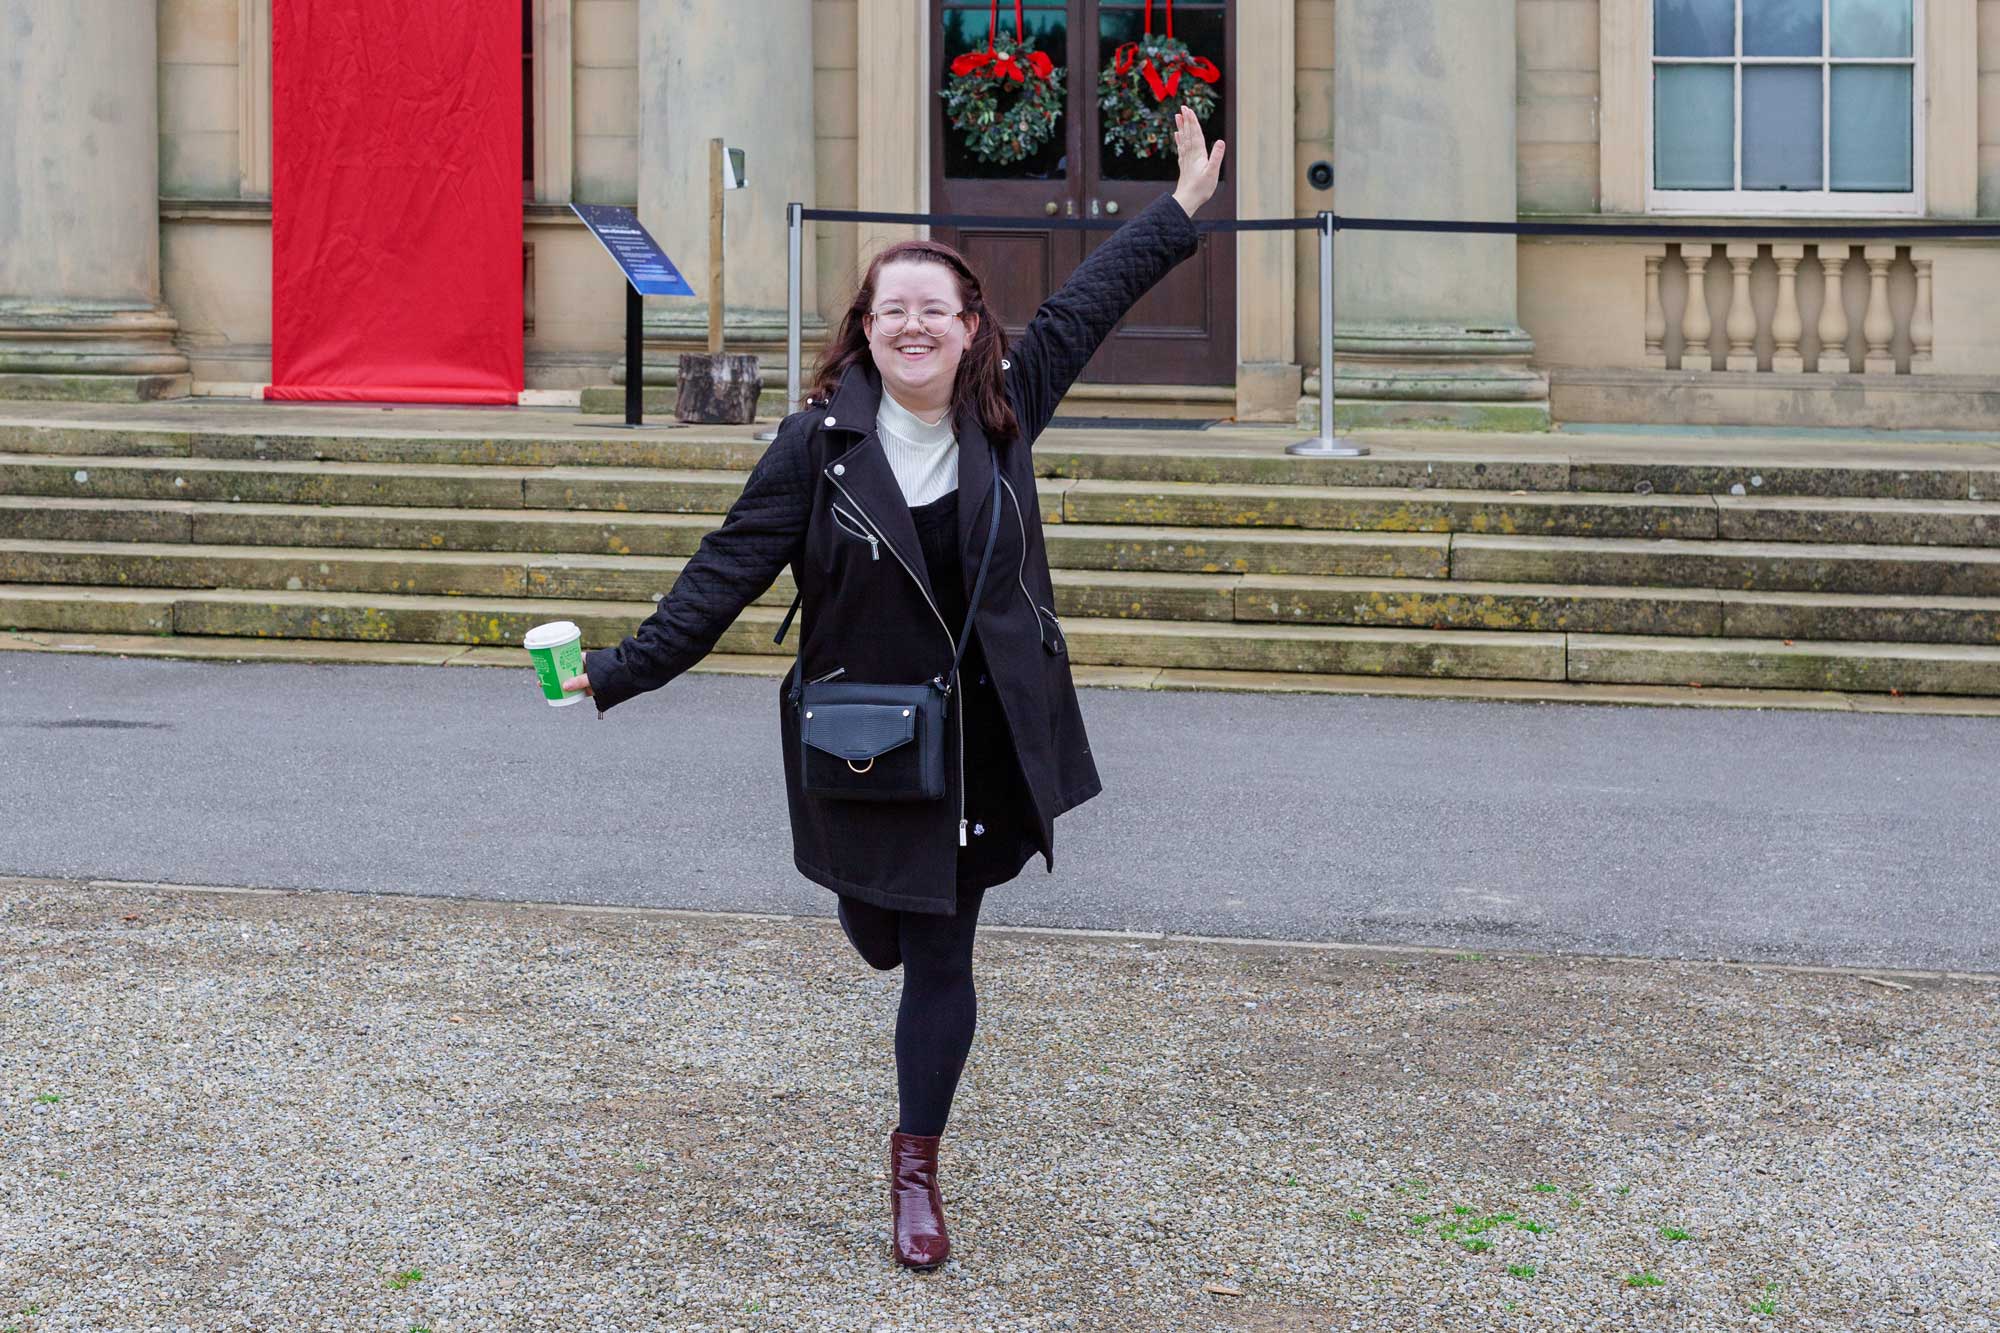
top-left (1816, 243), bottom-right (1852, 374)
top-left (1771, 243), bottom-right (1806, 374)
top-left (1643, 249), bottom-right (1667, 369)
top-left (1910, 249), bottom-right (1935, 373)
top-left (1862, 245), bottom-right (1897, 374)
top-left (1724, 243), bottom-right (1759, 371)
top-left (1681, 246), bottom-right (1714, 371)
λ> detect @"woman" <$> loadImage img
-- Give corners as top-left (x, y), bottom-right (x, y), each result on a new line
top-left (564, 107), bottom-right (1225, 1270)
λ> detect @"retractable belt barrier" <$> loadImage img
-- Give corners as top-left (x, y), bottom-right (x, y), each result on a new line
top-left (771, 204), bottom-right (2000, 457)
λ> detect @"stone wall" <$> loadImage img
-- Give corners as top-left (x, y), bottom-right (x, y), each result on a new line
top-left (815, 0), bottom-right (860, 323)
top-left (1516, 0), bottom-right (1600, 214)
top-left (159, 0), bottom-right (241, 198)
top-left (574, 0), bottom-right (638, 203)
top-left (1980, 0), bottom-right (2000, 212)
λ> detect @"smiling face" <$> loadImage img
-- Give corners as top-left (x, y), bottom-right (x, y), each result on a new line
top-left (864, 258), bottom-right (980, 416)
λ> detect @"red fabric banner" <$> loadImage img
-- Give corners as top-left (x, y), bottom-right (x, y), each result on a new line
top-left (270, 0), bottom-right (523, 404)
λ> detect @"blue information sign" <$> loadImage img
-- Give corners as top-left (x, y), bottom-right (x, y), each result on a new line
top-left (571, 204), bottom-right (697, 297)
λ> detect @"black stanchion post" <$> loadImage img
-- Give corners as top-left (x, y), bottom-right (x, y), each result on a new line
top-left (624, 283), bottom-right (642, 428)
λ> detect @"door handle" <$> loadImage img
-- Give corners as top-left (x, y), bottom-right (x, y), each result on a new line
top-left (1105, 200), bottom-right (1120, 215)
top-left (1045, 200), bottom-right (1059, 216)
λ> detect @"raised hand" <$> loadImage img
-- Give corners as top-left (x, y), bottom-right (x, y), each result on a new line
top-left (1170, 105), bottom-right (1226, 218)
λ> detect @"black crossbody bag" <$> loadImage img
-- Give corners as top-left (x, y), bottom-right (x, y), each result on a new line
top-left (777, 457), bottom-right (1004, 803)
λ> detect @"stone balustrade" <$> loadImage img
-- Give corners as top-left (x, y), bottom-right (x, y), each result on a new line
top-left (1643, 242), bottom-right (1934, 376)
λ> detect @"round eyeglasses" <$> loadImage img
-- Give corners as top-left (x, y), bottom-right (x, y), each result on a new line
top-left (867, 307), bottom-right (968, 338)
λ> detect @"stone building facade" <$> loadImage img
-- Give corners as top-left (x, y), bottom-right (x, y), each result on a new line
top-left (2, 0), bottom-right (1995, 429)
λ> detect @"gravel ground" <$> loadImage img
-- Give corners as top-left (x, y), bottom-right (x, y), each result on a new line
top-left (1, 878), bottom-right (1995, 1333)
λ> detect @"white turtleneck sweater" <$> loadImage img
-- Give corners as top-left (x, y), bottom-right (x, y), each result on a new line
top-left (877, 390), bottom-right (958, 507)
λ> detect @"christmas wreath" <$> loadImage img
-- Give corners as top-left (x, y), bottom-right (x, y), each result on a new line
top-left (1098, 1), bottom-right (1220, 161)
top-left (940, 2), bottom-right (1066, 166)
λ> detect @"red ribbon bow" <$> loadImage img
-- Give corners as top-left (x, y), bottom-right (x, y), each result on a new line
top-left (949, 0), bottom-right (1055, 82)
top-left (1111, 0), bottom-right (1219, 102)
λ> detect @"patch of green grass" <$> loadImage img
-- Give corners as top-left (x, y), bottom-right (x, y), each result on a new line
top-left (1346, 1209), bottom-right (1365, 1223)
top-left (1285, 1174), bottom-right (1300, 1187)
top-left (1458, 1237), bottom-right (1493, 1254)
top-left (1394, 1177), bottom-right (1430, 1197)
top-left (1750, 1299), bottom-right (1777, 1315)
top-left (386, 1269), bottom-right (425, 1291)
top-left (1452, 1205), bottom-right (1475, 1216)
top-left (32, 1093), bottom-right (60, 1105)
top-left (1514, 1218), bottom-right (1546, 1234)
top-left (1454, 952), bottom-right (1485, 962)
top-left (1529, 1182), bottom-right (1557, 1194)
top-left (1625, 1272), bottom-right (1664, 1289)
top-left (1507, 1264), bottom-right (1536, 1279)
top-left (1408, 1212), bottom-right (1434, 1230)
top-left (1614, 1184), bottom-right (1633, 1197)
top-left (1661, 1226), bottom-right (1692, 1241)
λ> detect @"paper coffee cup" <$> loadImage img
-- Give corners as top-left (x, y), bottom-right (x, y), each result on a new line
top-left (523, 620), bottom-right (586, 707)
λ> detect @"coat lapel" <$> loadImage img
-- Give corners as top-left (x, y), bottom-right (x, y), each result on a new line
top-left (822, 363), bottom-right (931, 592)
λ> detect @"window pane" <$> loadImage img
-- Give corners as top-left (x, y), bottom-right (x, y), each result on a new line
top-left (1831, 0), bottom-right (1913, 57)
top-left (1655, 0), bottom-right (1733, 57)
top-left (939, 4), bottom-right (1069, 180)
top-left (1097, 7), bottom-right (1226, 182)
top-left (1744, 0), bottom-right (1821, 56)
top-left (1742, 66), bottom-right (1823, 190)
top-left (1832, 65), bottom-right (1913, 189)
top-left (1656, 65), bottom-right (1735, 188)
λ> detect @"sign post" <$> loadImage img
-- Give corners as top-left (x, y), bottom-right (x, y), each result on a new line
top-left (571, 204), bottom-right (697, 427)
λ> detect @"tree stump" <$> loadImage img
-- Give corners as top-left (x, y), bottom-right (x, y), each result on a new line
top-left (675, 352), bottom-right (762, 424)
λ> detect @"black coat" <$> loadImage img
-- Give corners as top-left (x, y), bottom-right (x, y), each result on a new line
top-left (584, 193), bottom-right (1201, 914)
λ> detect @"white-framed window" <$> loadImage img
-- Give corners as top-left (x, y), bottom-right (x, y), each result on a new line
top-left (1648, 0), bottom-right (1923, 214)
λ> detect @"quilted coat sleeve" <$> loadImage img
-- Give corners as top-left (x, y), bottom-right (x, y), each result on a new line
top-left (1006, 192), bottom-right (1202, 443)
top-left (582, 420), bottom-right (814, 713)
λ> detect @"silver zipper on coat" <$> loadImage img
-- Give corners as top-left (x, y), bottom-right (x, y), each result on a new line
top-left (830, 503), bottom-right (879, 560)
top-left (998, 473), bottom-right (1063, 654)
top-left (824, 467), bottom-right (970, 846)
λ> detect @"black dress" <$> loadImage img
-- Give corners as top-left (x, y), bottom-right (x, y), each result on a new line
top-left (908, 489), bottom-right (1042, 891)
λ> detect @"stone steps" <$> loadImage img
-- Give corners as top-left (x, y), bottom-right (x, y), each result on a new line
top-left (15, 454), bottom-right (2000, 548)
top-left (8, 582), bottom-right (1999, 694)
top-left (8, 540), bottom-right (2000, 644)
top-left (8, 420), bottom-right (2000, 698)
top-left (7, 419), bottom-right (1999, 498)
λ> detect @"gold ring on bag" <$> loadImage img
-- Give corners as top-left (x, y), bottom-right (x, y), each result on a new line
top-left (847, 757), bottom-right (875, 775)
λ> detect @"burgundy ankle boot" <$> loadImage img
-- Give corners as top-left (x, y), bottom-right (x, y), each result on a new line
top-left (888, 1130), bottom-right (951, 1269)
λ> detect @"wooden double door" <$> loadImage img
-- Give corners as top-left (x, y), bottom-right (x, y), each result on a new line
top-left (929, 0), bottom-right (1235, 386)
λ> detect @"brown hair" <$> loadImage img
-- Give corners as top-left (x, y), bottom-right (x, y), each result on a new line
top-left (810, 239), bottom-right (1020, 445)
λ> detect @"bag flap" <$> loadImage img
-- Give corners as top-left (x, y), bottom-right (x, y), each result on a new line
top-left (802, 701), bottom-right (918, 762)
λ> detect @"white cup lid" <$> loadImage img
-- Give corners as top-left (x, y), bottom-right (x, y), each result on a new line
top-left (523, 620), bottom-right (582, 650)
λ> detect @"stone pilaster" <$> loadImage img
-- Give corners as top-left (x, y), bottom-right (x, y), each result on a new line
top-left (1332, 0), bottom-right (1547, 428)
top-left (628, 0), bottom-right (821, 377)
top-left (0, 0), bottom-right (190, 399)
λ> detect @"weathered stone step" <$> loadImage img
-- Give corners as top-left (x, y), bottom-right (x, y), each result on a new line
top-left (9, 584), bottom-right (1996, 692)
top-left (1238, 575), bottom-right (1721, 636)
top-left (1238, 574), bottom-right (2000, 644)
top-left (1715, 494), bottom-right (2000, 547)
top-left (1058, 617), bottom-right (1566, 680)
top-left (1453, 533), bottom-right (2000, 597)
top-left (11, 419), bottom-right (1999, 500)
top-left (0, 453), bottom-right (755, 513)
top-left (0, 498), bottom-right (1456, 577)
top-left (0, 541), bottom-right (1235, 623)
top-left (1059, 480), bottom-right (1719, 538)
top-left (1568, 633), bottom-right (2000, 696)
top-left (0, 584), bottom-right (1557, 678)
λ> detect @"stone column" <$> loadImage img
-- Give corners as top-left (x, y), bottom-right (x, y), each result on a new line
top-left (629, 0), bottom-right (818, 393)
top-left (1332, 0), bottom-right (1547, 428)
top-left (0, 0), bottom-right (190, 399)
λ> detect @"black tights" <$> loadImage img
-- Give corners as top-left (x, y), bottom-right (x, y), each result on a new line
top-left (836, 888), bottom-right (987, 1137)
